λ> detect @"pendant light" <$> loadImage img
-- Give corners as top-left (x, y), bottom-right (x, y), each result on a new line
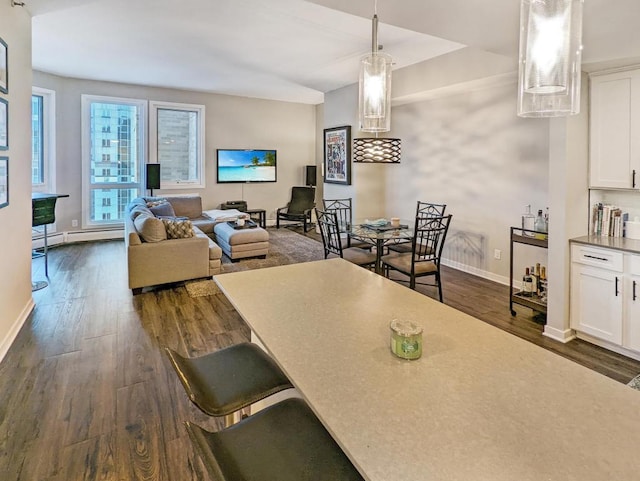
top-left (359, 0), bottom-right (393, 132)
top-left (517, 0), bottom-right (584, 117)
top-left (353, 137), bottom-right (401, 163)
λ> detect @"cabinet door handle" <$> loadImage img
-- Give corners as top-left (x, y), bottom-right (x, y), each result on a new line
top-left (634, 169), bottom-right (637, 188)
top-left (634, 280), bottom-right (637, 301)
top-left (584, 254), bottom-right (608, 262)
top-left (615, 276), bottom-right (620, 297)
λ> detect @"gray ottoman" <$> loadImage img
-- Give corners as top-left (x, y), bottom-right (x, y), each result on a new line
top-left (214, 222), bottom-right (270, 260)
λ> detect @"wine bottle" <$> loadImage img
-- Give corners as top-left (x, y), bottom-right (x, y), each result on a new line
top-left (522, 268), bottom-right (533, 297)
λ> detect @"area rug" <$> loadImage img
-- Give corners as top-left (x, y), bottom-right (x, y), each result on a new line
top-left (627, 374), bottom-right (640, 391)
top-left (184, 227), bottom-right (324, 297)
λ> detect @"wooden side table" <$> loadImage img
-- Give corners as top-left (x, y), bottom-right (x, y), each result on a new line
top-left (245, 209), bottom-right (266, 228)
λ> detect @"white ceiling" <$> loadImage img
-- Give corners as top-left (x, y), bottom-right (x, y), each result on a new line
top-left (28, 0), bottom-right (640, 105)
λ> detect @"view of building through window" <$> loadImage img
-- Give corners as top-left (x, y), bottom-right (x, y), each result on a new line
top-left (156, 108), bottom-right (199, 183)
top-left (87, 100), bottom-right (142, 224)
top-left (31, 95), bottom-right (44, 185)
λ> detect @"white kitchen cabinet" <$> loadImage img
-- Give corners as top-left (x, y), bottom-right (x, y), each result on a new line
top-left (570, 245), bottom-right (623, 344)
top-left (589, 68), bottom-right (640, 189)
top-left (624, 255), bottom-right (640, 352)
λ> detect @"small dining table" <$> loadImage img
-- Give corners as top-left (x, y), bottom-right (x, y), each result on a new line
top-left (348, 219), bottom-right (413, 274)
top-left (214, 258), bottom-right (640, 481)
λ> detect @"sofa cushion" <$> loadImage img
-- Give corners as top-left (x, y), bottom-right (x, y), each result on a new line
top-left (162, 218), bottom-right (195, 239)
top-left (167, 196), bottom-right (203, 218)
top-left (130, 205), bottom-right (152, 220)
top-left (148, 200), bottom-right (176, 217)
top-left (134, 213), bottom-right (167, 243)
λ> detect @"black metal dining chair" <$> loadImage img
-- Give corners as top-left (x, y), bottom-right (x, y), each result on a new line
top-left (316, 208), bottom-right (376, 269)
top-left (381, 214), bottom-right (452, 302)
top-left (322, 197), bottom-right (371, 250)
top-left (387, 201), bottom-right (447, 254)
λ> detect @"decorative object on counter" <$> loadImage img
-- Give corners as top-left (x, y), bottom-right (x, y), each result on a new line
top-left (390, 319), bottom-right (423, 360)
top-left (626, 217), bottom-right (640, 240)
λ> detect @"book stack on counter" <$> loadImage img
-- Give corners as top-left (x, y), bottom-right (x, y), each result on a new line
top-left (591, 203), bottom-right (628, 237)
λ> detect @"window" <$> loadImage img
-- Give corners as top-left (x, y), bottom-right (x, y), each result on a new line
top-left (149, 101), bottom-right (205, 189)
top-left (81, 95), bottom-right (146, 227)
top-left (31, 87), bottom-right (56, 193)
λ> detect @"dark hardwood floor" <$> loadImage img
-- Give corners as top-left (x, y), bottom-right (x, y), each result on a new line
top-left (1, 235), bottom-right (639, 480)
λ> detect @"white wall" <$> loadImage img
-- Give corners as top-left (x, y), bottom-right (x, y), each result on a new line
top-left (32, 71), bottom-right (317, 228)
top-left (388, 81), bottom-right (550, 281)
top-left (0, 4), bottom-right (34, 360)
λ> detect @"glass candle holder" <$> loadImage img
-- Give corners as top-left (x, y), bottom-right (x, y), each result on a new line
top-left (390, 319), bottom-right (423, 360)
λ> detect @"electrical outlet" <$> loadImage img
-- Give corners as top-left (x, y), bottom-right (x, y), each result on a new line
top-left (494, 249), bottom-right (501, 260)
top-left (72, 219), bottom-right (78, 227)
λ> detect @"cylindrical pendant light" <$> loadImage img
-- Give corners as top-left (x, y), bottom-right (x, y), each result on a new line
top-left (359, 12), bottom-right (393, 132)
top-left (517, 0), bottom-right (583, 117)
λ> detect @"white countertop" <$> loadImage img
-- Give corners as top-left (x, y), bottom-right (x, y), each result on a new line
top-left (214, 258), bottom-right (640, 481)
top-left (571, 235), bottom-right (640, 254)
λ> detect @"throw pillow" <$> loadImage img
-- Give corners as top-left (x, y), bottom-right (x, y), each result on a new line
top-left (133, 213), bottom-right (167, 243)
top-left (148, 201), bottom-right (176, 217)
top-left (162, 218), bottom-right (195, 239)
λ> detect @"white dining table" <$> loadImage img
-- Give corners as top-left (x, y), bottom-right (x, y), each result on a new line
top-left (213, 258), bottom-right (640, 481)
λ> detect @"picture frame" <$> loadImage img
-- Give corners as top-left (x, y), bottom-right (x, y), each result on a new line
top-left (0, 37), bottom-right (6, 94)
top-left (0, 156), bottom-right (7, 209)
top-left (0, 98), bottom-right (6, 150)
top-left (323, 125), bottom-right (351, 185)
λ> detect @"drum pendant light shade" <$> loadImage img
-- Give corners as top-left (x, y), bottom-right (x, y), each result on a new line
top-left (517, 0), bottom-right (583, 117)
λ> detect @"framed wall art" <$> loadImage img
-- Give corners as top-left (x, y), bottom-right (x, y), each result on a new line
top-left (0, 98), bottom-right (6, 150)
top-left (0, 157), bottom-right (7, 209)
top-left (0, 37), bottom-right (6, 94)
top-left (323, 125), bottom-right (351, 185)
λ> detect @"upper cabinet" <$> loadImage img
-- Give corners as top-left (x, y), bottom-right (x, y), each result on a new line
top-left (589, 68), bottom-right (640, 190)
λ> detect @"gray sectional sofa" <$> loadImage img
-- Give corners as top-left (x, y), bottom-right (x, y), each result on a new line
top-left (125, 196), bottom-right (223, 294)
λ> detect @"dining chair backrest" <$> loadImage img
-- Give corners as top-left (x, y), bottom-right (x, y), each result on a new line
top-left (416, 201), bottom-right (447, 218)
top-left (315, 208), bottom-right (344, 258)
top-left (412, 214), bottom-right (452, 267)
top-left (322, 198), bottom-right (353, 231)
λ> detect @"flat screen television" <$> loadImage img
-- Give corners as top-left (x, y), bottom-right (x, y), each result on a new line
top-left (216, 149), bottom-right (277, 183)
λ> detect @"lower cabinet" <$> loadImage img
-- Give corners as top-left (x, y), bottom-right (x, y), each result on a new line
top-left (624, 256), bottom-right (640, 352)
top-left (570, 244), bottom-right (640, 356)
top-left (570, 246), bottom-right (623, 344)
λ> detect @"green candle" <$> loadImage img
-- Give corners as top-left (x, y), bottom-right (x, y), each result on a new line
top-left (390, 319), bottom-right (423, 360)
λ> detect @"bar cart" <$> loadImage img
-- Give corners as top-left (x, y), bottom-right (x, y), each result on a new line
top-left (509, 227), bottom-right (548, 318)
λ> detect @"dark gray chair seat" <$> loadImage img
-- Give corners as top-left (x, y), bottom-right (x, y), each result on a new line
top-left (186, 397), bottom-right (364, 481)
top-left (165, 343), bottom-right (293, 425)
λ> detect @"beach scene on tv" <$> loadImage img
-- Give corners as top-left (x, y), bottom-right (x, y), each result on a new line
top-left (217, 149), bottom-right (277, 183)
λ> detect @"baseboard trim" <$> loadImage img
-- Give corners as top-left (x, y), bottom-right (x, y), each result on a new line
top-left (65, 229), bottom-right (124, 243)
top-left (543, 325), bottom-right (576, 343)
top-left (574, 331), bottom-right (640, 361)
top-left (0, 298), bottom-right (35, 363)
top-left (441, 258), bottom-right (510, 286)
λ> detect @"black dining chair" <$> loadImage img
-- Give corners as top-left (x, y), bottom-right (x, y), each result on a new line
top-left (316, 208), bottom-right (377, 269)
top-left (322, 197), bottom-right (371, 250)
top-left (387, 201), bottom-right (447, 254)
top-left (381, 214), bottom-right (452, 302)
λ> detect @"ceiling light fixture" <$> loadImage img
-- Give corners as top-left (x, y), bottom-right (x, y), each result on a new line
top-left (517, 0), bottom-right (584, 117)
top-left (353, 137), bottom-right (401, 163)
top-left (359, 0), bottom-right (393, 132)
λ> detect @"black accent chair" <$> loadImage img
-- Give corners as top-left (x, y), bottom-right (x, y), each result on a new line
top-left (165, 343), bottom-right (293, 427)
top-left (381, 214), bottom-right (452, 302)
top-left (316, 208), bottom-right (377, 269)
top-left (185, 397), bottom-right (364, 481)
top-left (276, 186), bottom-right (316, 232)
top-left (322, 197), bottom-right (371, 250)
top-left (388, 201), bottom-right (447, 254)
